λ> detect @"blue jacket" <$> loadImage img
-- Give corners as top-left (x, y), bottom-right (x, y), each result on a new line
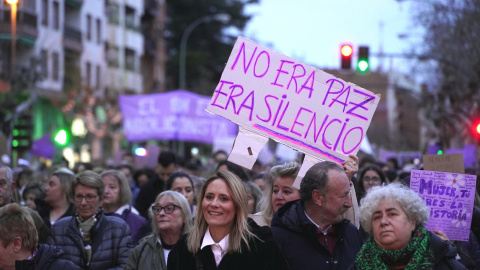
top-left (14, 244), bottom-right (81, 270)
top-left (271, 200), bottom-right (363, 270)
top-left (48, 210), bottom-right (133, 270)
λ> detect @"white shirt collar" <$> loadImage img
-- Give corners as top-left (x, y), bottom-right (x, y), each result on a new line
top-left (200, 226), bottom-right (229, 251)
top-left (304, 210), bottom-right (320, 228)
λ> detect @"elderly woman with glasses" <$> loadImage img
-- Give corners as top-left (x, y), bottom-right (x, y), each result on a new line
top-left (48, 170), bottom-right (133, 270)
top-left (126, 190), bottom-right (193, 270)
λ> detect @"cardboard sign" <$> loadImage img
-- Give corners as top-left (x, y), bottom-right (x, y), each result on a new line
top-left (410, 169), bottom-right (477, 241)
top-left (206, 37), bottom-right (380, 170)
top-left (423, 153), bottom-right (465, 174)
top-left (119, 90), bottom-right (238, 143)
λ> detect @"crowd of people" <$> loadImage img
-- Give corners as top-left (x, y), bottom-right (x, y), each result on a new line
top-left (0, 150), bottom-right (479, 270)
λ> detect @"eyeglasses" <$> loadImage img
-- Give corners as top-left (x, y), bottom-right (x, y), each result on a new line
top-left (152, 204), bottom-right (180, 214)
top-left (74, 194), bottom-right (98, 202)
top-left (363, 177), bottom-right (381, 183)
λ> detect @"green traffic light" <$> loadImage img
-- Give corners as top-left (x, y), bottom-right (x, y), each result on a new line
top-left (437, 149), bottom-right (443, 155)
top-left (55, 129), bottom-right (68, 146)
top-left (357, 60), bottom-right (369, 72)
top-left (12, 140), bottom-right (18, 147)
top-left (12, 129), bottom-right (19, 136)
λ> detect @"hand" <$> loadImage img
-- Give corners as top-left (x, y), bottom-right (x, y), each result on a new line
top-left (342, 154), bottom-right (359, 180)
top-left (434, 230), bottom-right (450, 241)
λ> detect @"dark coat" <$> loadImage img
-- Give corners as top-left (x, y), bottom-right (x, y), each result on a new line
top-left (105, 205), bottom-right (146, 244)
top-left (126, 235), bottom-right (167, 270)
top-left (134, 176), bottom-right (164, 219)
top-left (457, 231), bottom-right (480, 269)
top-left (14, 244), bottom-right (81, 270)
top-left (271, 200), bottom-right (363, 270)
top-left (349, 232), bottom-right (467, 270)
top-left (167, 218), bottom-right (290, 270)
top-left (35, 199), bottom-right (76, 229)
top-left (47, 210), bottom-right (133, 270)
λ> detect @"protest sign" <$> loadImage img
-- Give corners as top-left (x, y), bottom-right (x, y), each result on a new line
top-left (206, 36), bottom-right (380, 187)
top-left (410, 169), bottom-right (477, 241)
top-left (119, 90), bottom-right (238, 143)
top-left (423, 153), bottom-right (465, 174)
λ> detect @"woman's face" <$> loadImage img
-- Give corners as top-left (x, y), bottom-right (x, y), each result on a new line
top-left (45, 175), bottom-right (64, 204)
top-left (372, 199), bottom-right (416, 251)
top-left (154, 195), bottom-right (185, 235)
top-left (362, 170), bottom-right (382, 192)
top-left (24, 192), bottom-right (37, 209)
top-left (271, 177), bottom-right (300, 212)
top-left (170, 177), bottom-right (194, 206)
top-left (102, 175), bottom-right (120, 207)
top-left (202, 179), bottom-right (236, 233)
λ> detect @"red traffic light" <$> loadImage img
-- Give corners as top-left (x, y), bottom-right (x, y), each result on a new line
top-left (341, 45), bottom-right (353, 57)
top-left (340, 44), bottom-right (353, 70)
top-left (476, 123), bottom-right (480, 134)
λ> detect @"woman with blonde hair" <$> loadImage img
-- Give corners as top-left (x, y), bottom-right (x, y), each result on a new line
top-left (250, 162), bottom-right (301, 226)
top-left (35, 168), bottom-right (76, 229)
top-left (101, 170), bottom-right (146, 243)
top-left (126, 191), bottom-right (193, 269)
top-left (167, 171), bottom-right (289, 270)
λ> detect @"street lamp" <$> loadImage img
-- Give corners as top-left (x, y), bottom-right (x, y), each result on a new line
top-left (178, 13), bottom-right (230, 89)
top-left (7, 0), bottom-right (18, 78)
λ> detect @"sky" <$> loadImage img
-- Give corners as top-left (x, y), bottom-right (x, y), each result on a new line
top-left (242, 0), bottom-right (421, 73)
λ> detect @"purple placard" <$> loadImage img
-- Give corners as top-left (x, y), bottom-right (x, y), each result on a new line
top-left (119, 90), bottom-right (238, 143)
top-left (410, 169), bottom-right (477, 241)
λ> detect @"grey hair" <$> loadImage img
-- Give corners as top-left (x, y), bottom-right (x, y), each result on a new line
top-left (150, 190), bottom-right (193, 236)
top-left (359, 183), bottom-right (430, 234)
top-left (0, 164), bottom-right (13, 183)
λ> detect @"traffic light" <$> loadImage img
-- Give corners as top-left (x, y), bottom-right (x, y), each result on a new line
top-left (54, 128), bottom-right (70, 146)
top-left (12, 114), bottom-right (32, 151)
top-left (340, 44), bottom-right (353, 70)
top-left (357, 46), bottom-right (370, 72)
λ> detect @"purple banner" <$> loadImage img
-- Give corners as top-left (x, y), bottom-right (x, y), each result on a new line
top-left (119, 90), bottom-right (238, 143)
top-left (410, 169), bottom-right (477, 241)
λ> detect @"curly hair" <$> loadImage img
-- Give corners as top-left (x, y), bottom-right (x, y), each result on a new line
top-left (359, 183), bottom-right (429, 234)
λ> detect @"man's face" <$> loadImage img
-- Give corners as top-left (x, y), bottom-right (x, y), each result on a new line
top-left (0, 168), bottom-right (14, 207)
top-left (319, 169), bottom-right (353, 224)
top-left (156, 163), bottom-right (177, 182)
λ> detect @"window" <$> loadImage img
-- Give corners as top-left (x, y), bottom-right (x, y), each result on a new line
top-left (53, 1), bottom-right (59, 30)
top-left (52, 52), bottom-right (59, 81)
top-left (41, 50), bottom-right (48, 78)
top-left (96, 18), bottom-right (101, 44)
top-left (125, 5), bottom-right (136, 30)
top-left (125, 48), bottom-right (135, 71)
top-left (96, 65), bottom-right (101, 89)
top-left (86, 14), bottom-right (92, 41)
top-left (41, 0), bottom-right (48, 26)
top-left (86, 62), bottom-right (91, 87)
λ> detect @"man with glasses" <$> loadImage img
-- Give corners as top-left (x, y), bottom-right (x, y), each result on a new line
top-left (271, 161), bottom-right (363, 270)
top-left (48, 170), bottom-right (133, 270)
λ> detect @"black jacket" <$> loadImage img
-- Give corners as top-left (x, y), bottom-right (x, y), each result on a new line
top-left (167, 218), bottom-right (290, 270)
top-left (47, 210), bottom-right (133, 270)
top-left (14, 244), bottom-right (81, 270)
top-left (134, 176), bottom-right (164, 219)
top-left (271, 200), bottom-right (363, 270)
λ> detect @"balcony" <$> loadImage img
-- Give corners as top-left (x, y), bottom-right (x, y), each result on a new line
top-left (64, 26), bottom-right (82, 52)
top-left (0, 7), bottom-right (38, 45)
